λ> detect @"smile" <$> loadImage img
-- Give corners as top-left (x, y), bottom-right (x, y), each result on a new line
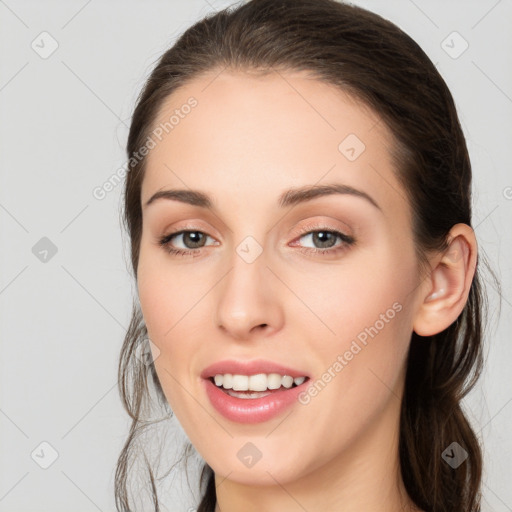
top-left (213, 373), bottom-right (307, 394)
top-left (201, 360), bottom-right (311, 423)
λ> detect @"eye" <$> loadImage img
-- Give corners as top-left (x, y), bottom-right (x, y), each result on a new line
top-left (158, 230), bottom-right (218, 256)
top-left (158, 225), bottom-right (356, 257)
top-left (290, 225), bottom-right (355, 256)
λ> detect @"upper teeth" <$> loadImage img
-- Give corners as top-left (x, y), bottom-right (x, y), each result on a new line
top-left (213, 373), bottom-right (306, 391)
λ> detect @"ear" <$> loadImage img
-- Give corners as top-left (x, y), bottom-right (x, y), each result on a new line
top-left (413, 223), bottom-right (478, 337)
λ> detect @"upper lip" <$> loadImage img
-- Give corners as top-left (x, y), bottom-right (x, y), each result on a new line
top-left (201, 359), bottom-right (310, 379)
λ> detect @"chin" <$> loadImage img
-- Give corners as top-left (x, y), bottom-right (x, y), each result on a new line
top-left (208, 450), bottom-right (314, 487)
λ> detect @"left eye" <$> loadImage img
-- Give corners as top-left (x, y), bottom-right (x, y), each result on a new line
top-left (290, 227), bottom-right (356, 256)
top-left (296, 230), bottom-right (344, 249)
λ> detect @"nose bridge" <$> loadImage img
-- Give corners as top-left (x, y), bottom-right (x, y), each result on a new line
top-left (214, 237), bottom-right (283, 339)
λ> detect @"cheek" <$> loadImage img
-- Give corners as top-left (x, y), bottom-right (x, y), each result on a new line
top-left (288, 251), bottom-right (406, 350)
top-left (136, 244), bottom-right (189, 338)
top-left (137, 272), bottom-right (168, 340)
top-left (296, 297), bottom-right (412, 457)
top-left (136, 258), bottom-right (195, 414)
top-left (294, 246), bottom-right (415, 402)
top-left (136, 247), bottom-right (208, 385)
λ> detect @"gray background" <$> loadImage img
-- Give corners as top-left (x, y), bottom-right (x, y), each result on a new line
top-left (0, 0), bottom-right (511, 511)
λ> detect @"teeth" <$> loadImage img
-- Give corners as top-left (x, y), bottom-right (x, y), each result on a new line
top-left (223, 374), bottom-right (233, 389)
top-left (267, 373), bottom-right (282, 390)
top-left (249, 373), bottom-right (268, 391)
top-left (281, 375), bottom-right (292, 388)
top-left (232, 375), bottom-right (249, 391)
top-left (211, 373), bottom-right (307, 391)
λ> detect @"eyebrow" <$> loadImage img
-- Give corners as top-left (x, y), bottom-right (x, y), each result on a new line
top-left (143, 183), bottom-right (381, 211)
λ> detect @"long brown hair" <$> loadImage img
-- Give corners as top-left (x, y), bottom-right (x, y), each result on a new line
top-left (115, 1), bottom-right (500, 510)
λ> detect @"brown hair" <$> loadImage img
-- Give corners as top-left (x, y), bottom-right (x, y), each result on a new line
top-left (115, 1), bottom-right (499, 510)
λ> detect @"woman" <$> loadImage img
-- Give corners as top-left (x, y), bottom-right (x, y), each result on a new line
top-left (116, 0), bottom-right (495, 510)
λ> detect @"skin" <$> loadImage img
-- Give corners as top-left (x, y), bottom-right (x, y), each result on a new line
top-left (136, 69), bottom-right (477, 512)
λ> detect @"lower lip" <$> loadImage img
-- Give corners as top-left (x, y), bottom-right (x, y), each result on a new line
top-left (203, 378), bottom-right (308, 424)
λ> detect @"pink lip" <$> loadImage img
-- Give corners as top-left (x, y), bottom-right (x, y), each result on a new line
top-left (203, 378), bottom-right (309, 424)
top-left (200, 359), bottom-right (310, 424)
top-left (200, 359), bottom-right (310, 379)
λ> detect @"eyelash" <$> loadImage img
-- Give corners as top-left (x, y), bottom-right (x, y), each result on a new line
top-left (157, 224), bottom-right (356, 258)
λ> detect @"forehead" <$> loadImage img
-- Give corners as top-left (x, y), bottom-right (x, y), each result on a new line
top-left (140, 69), bottom-right (407, 221)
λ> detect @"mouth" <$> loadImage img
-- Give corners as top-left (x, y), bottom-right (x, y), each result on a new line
top-left (200, 360), bottom-right (312, 423)
top-left (208, 373), bottom-right (309, 400)
top-left (200, 359), bottom-right (312, 423)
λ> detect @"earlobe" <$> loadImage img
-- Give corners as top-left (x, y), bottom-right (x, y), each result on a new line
top-left (413, 224), bottom-right (477, 337)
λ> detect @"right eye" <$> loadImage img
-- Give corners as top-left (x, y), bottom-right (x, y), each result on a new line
top-left (158, 230), bottom-right (218, 256)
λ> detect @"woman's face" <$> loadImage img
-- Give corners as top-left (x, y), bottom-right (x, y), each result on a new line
top-left (137, 69), bottom-right (425, 486)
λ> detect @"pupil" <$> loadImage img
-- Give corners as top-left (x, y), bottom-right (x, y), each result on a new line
top-left (185, 231), bottom-right (204, 248)
top-left (314, 231), bottom-right (335, 248)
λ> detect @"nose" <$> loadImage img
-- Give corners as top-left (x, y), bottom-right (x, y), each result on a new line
top-left (214, 249), bottom-right (284, 342)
